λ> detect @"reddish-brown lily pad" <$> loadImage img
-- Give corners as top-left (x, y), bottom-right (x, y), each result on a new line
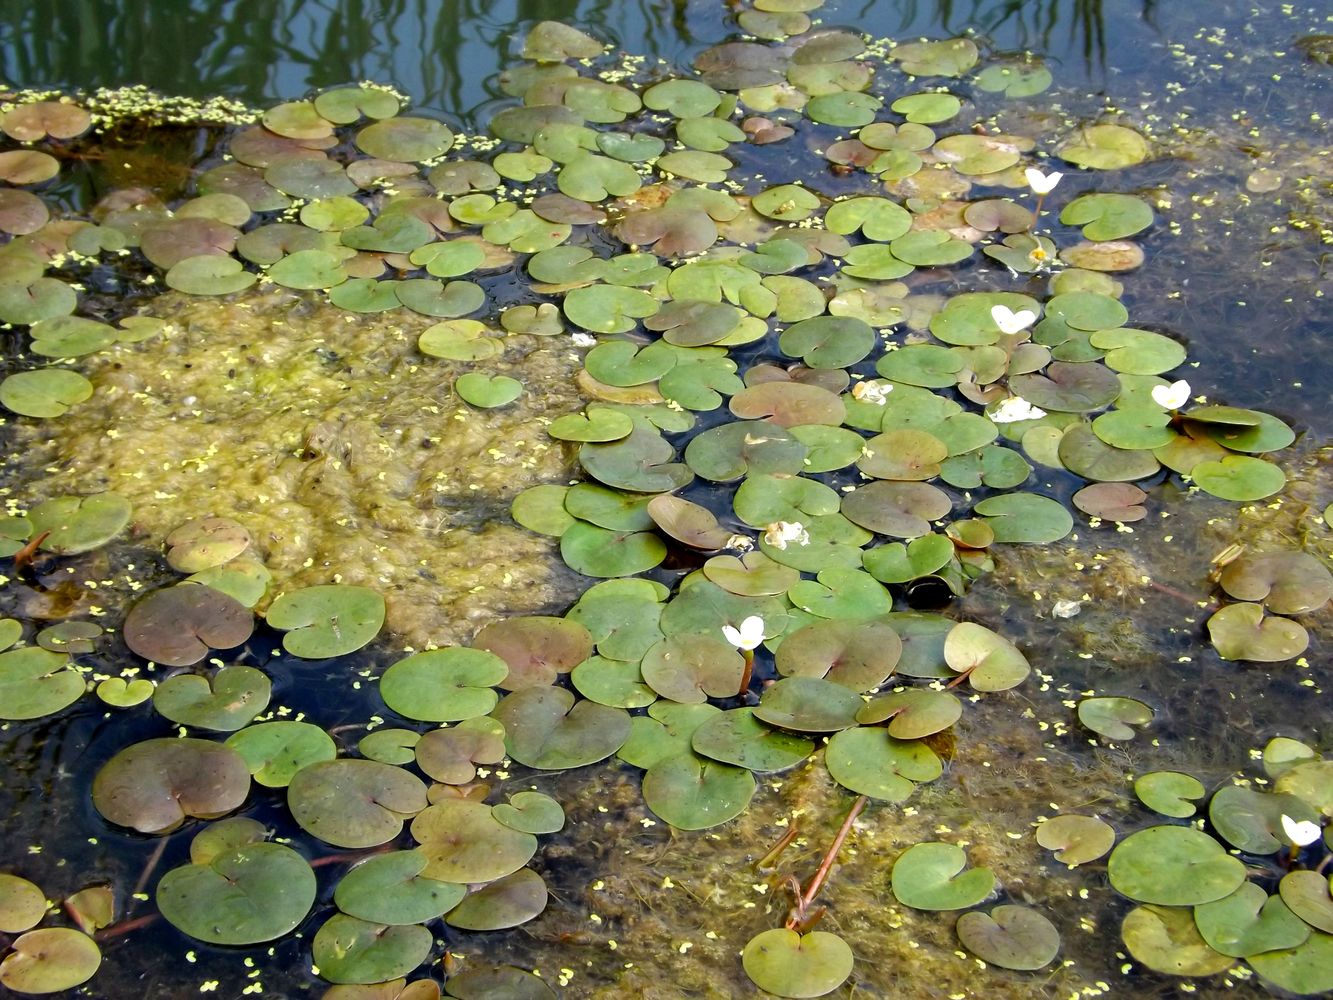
top-left (123, 584), bottom-right (254, 666)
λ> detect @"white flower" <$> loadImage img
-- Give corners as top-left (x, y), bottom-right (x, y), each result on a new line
top-left (722, 615), bottom-right (765, 651)
top-left (570, 332), bottom-right (597, 348)
top-left (991, 304), bottom-right (1037, 335)
top-left (851, 380), bottom-right (893, 405)
top-left (990, 395), bottom-right (1047, 424)
top-left (1151, 379), bottom-right (1191, 410)
top-left (764, 521), bottom-right (809, 550)
top-left (1281, 814), bottom-right (1322, 847)
top-left (1025, 166), bottom-right (1063, 194)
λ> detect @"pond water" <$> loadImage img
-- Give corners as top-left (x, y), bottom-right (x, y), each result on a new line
top-left (0, 0), bottom-right (1329, 998)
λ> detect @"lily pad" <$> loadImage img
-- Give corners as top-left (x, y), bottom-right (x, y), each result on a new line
top-left (334, 850), bottom-right (465, 925)
top-left (691, 708), bottom-right (813, 772)
top-left (1058, 124), bottom-right (1150, 169)
top-left (411, 798), bottom-right (538, 882)
top-left (288, 759), bottom-right (427, 848)
top-left (157, 842), bottom-right (315, 945)
top-left (774, 618), bottom-right (901, 690)
top-left (312, 914), bottom-right (432, 985)
top-left (1077, 696), bottom-right (1154, 741)
top-left (1134, 771), bottom-right (1206, 818)
top-left (742, 928), bottom-right (853, 998)
top-left (0, 369), bottom-right (93, 418)
top-left (1249, 930), bottom-right (1333, 995)
top-left (446, 868), bottom-right (548, 930)
top-left (1218, 551), bottom-right (1333, 615)
top-left (492, 791), bottom-right (565, 835)
top-left (641, 633), bottom-right (746, 703)
top-left (0, 647), bottom-right (84, 720)
top-left (1107, 825), bottom-right (1246, 905)
top-left (1278, 871), bottom-right (1333, 934)
top-left (1195, 882), bottom-right (1312, 958)
top-left (493, 685), bottom-right (629, 769)
top-left (165, 518), bottom-right (251, 573)
top-left (891, 841), bottom-right (995, 910)
top-left (753, 676), bottom-right (863, 732)
top-left (1206, 602), bottom-right (1308, 662)
top-left (1209, 784), bottom-right (1318, 854)
top-left (92, 737), bottom-right (251, 834)
top-left (943, 622), bottom-right (1029, 691)
top-left (825, 725), bottom-right (942, 800)
top-left (855, 687), bottom-right (961, 738)
top-left (0, 928), bottom-right (101, 994)
top-left (1072, 482), bottom-right (1148, 522)
top-left (956, 906), bottom-right (1060, 971)
top-left (1034, 814), bottom-right (1116, 866)
top-left (266, 584), bottom-right (385, 658)
top-left (28, 492), bottom-right (131, 554)
top-left (123, 584), bottom-right (254, 667)
top-left (0, 874), bottom-right (46, 933)
top-left (225, 720), bottom-right (337, 787)
top-left (153, 665), bottom-right (271, 732)
top-left (1060, 193), bottom-right (1153, 241)
top-left (973, 492), bottom-right (1073, 544)
top-left (380, 647), bottom-right (508, 720)
top-left (641, 752), bottom-right (755, 830)
top-left (1121, 904), bottom-right (1235, 976)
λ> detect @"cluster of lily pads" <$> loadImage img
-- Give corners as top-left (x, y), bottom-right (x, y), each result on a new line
top-left (1031, 737), bottom-right (1332, 996)
top-left (0, 0), bottom-right (1328, 997)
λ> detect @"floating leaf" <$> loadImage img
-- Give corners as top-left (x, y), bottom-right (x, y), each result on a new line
top-left (124, 584), bottom-right (254, 667)
top-left (445, 966), bottom-right (556, 999)
top-left (855, 688), bottom-right (961, 739)
top-left (334, 850), bottom-right (464, 925)
top-left (411, 798), bottom-right (538, 882)
top-left (356, 116), bottom-right (454, 161)
top-left (891, 842), bottom-right (995, 910)
top-left (1249, 930), bottom-right (1333, 996)
top-left (956, 906), bottom-right (1060, 971)
top-left (288, 759), bottom-right (427, 848)
top-left (742, 928), bottom-right (853, 998)
top-left (379, 647), bottom-right (507, 721)
top-left (1195, 882), bottom-right (1312, 958)
top-left (492, 791), bottom-right (565, 835)
top-left (1034, 815), bottom-right (1116, 866)
top-left (1218, 551), bottom-right (1333, 615)
top-left (973, 493), bottom-right (1073, 544)
top-left (493, 686), bottom-right (629, 769)
top-left (642, 752), bottom-right (755, 829)
top-left (0, 928), bottom-right (100, 993)
top-left (1206, 602), bottom-right (1308, 662)
top-left (0, 647), bottom-right (83, 720)
top-left (153, 665), bottom-right (270, 732)
top-left (1072, 482), bottom-right (1148, 522)
top-left (774, 618), bottom-right (901, 690)
top-left (266, 584), bottom-right (384, 658)
top-left (1210, 784), bottom-right (1319, 854)
top-left (446, 868), bottom-right (548, 930)
top-left (1058, 124), bottom-right (1150, 169)
top-left (1279, 871), bottom-right (1333, 934)
top-left (92, 737), bottom-right (250, 834)
top-left (1077, 696), bottom-right (1154, 741)
top-left (165, 254), bottom-right (257, 295)
top-left (312, 914), bottom-right (432, 986)
top-left (225, 721), bottom-right (337, 787)
top-left (691, 708), bottom-right (813, 772)
top-left (1121, 904), bottom-right (1235, 976)
top-left (641, 633), bottom-right (746, 703)
top-left (0, 368), bottom-right (92, 418)
top-left (944, 622), bottom-right (1029, 691)
top-left (1061, 193), bottom-right (1153, 241)
top-left (826, 725), bottom-right (942, 800)
top-left (1134, 771), bottom-right (1206, 818)
top-left (891, 38), bottom-right (979, 76)
top-left (753, 676), bottom-right (863, 732)
top-left (1107, 825), bottom-right (1246, 905)
top-left (165, 518), bottom-right (251, 573)
top-left (0, 874), bottom-right (46, 933)
top-left (157, 842), bottom-right (315, 945)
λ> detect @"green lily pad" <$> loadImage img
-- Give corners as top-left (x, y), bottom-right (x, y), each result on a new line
top-left (1134, 771), bottom-right (1206, 818)
top-left (380, 647), bottom-right (508, 720)
top-left (640, 633), bottom-right (746, 703)
top-left (0, 277), bottom-right (77, 325)
top-left (684, 420), bottom-right (807, 482)
top-left (92, 737), bottom-right (251, 834)
top-left (641, 752), bottom-right (756, 830)
top-left (742, 928), bottom-right (853, 998)
top-left (492, 791), bottom-right (565, 835)
top-left (618, 702), bottom-right (721, 770)
top-left (445, 965), bottom-right (556, 999)
top-left (334, 850), bottom-right (464, 925)
top-left (891, 37), bottom-right (979, 76)
top-left (777, 315), bottom-right (875, 369)
top-left (0, 646), bottom-right (83, 720)
top-left (570, 655), bottom-right (656, 709)
top-left (0, 873), bottom-right (46, 933)
top-left (0, 368), bottom-right (93, 418)
top-left (826, 725), bottom-right (942, 801)
top-left (28, 492), bottom-right (131, 554)
top-left (753, 676), bottom-right (863, 732)
top-left (1263, 737), bottom-right (1318, 780)
top-left (840, 481), bottom-right (952, 538)
top-left (312, 914), bottom-right (432, 985)
top-left (566, 579), bottom-right (667, 662)
top-left (358, 729), bottom-right (419, 765)
top-left (1107, 825), bottom-right (1247, 905)
top-left (1058, 124), bottom-right (1150, 169)
top-left (974, 62), bottom-right (1052, 97)
top-left (891, 842), bottom-right (995, 910)
top-left (157, 841), bottom-right (315, 945)
top-left (356, 116), bottom-right (454, 161)
top-left (892, 92), bottom-right (961, 123)
top-left (1209, 784), bottom-right (1319, 854)
top-left (1274, 760), bottom-right (1333, 815)
top-left (0, 928), bottom-right (101, 994)
top-left (1249, 930), bottom-right (1333, 995)
top-left (28, 316), bottom-right (118, 357)
top-left (774, 618), bottom-right (901, 690)
top-left (523, 20), bottom-right (604, 60)
top-left (153, 665), bottom-right (270, 732)
top-left (973, 492), bottom-right (1073, 544)
top-left (266, 584), bottom-right (385, 658)
top-left (1121, 904), bottom-right (1235, 976)
top-left (165, 254), bottom-right (257, 295)
top-left (560, 521), bottom-right (666, 577)
top-left (1278, 871), bottom-right (1333, 934)
top-left (691, 708), bottom-right (813, 772)
top-left (455, 373), bottom-right (522, 408)
top-left (646, 494), bottom-right (735, 550)
top-left (288, 759), bottom-right (427, 848)
top-left (1207, 602), bottom-right (1308, 662)
top-left (446, 868), bottom-right (548, 930)
top-left (411, 797), bottom-right (538, 882)
top-left (1090, 328), bottom-right (1185, 375)
top-left (1010, 361), bottom-right (1121, 413)
top-left (1192, 408), bottom-right (1296, 454)
top-left (753, 184), bottom-right (821, 222)
top-left (855, 688), bottom-right (962, 738)
top-left (956, 906), bottom-right (1060, 971)
top-left (1077, 696), bottom-right (1154, 741)
top-left (187, 558), bottom-right (272, 609)
top-left (1061, 193), bottom-right (1154, 241)
top-left (493, 686), bottom-right (629, 769)
top-left (165, 517), bottom-right (251, 573)
top-left (703, 551), bottom-right (802, 597)
top-left (1218, 551), bottom-right (1333, 614)
top-left (1195, 882), bottom-right (1312, 958)
top-left (943, 622), bottom-right (1029, 691)
top-left (807, 91), bottom-right (882, 127)
top-left (225, 720), bottom-right (337, 787)
top-left (1034, 814), bottom-right (1116, 866)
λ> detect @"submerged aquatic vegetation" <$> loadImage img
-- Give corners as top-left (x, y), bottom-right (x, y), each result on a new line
top-left (0, 1), bottom-right (1328, 998)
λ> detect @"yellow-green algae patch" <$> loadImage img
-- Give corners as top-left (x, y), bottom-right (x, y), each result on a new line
top-left (10, 287), bottom-right (589, 646)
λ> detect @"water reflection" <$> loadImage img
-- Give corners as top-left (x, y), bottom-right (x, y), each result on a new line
top-left (0, 0), bottom-right (1160, 123)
